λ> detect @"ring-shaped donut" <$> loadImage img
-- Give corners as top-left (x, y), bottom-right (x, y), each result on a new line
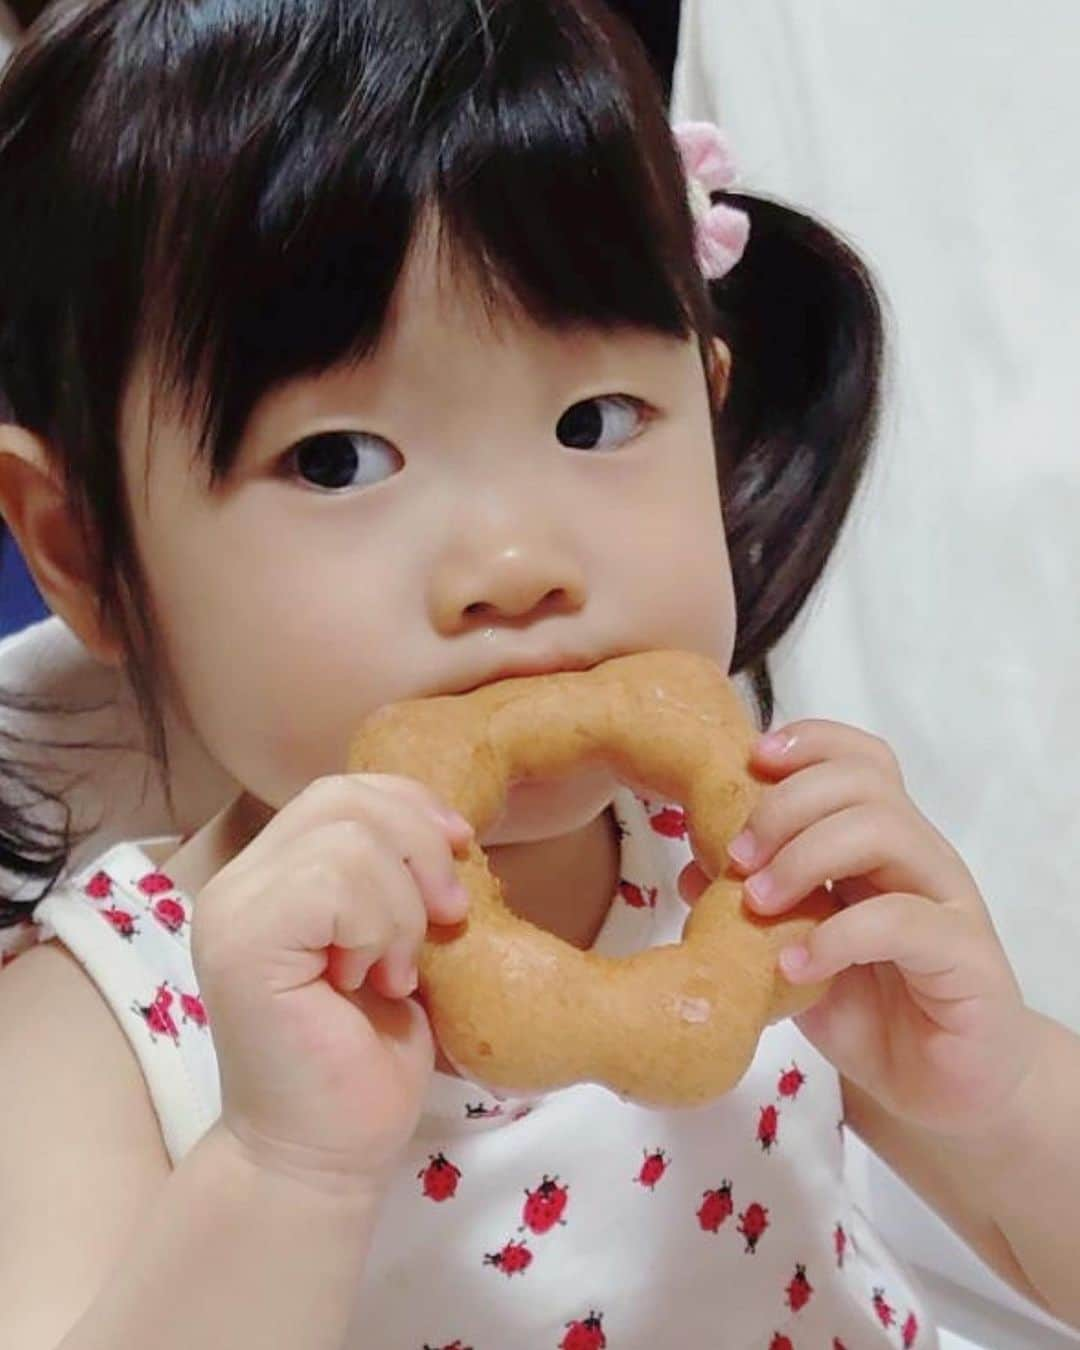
top-left (348, 650), bottom-right (833, 1106)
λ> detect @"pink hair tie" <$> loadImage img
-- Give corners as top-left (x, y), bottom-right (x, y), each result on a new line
top-left (673, 121), bottom-right (751, 281)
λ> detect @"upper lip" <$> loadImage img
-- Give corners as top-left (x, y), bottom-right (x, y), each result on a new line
top-left (446, 651), bottom-right (603, 697)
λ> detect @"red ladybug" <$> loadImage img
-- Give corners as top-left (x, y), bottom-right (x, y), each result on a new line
top-left (417, 1153), bottom-right (462, 1202)
top-left (696, 1181), bottom-right (733, 1233)
top-left (872, 1288), bottom-right (896, 1328)
top-left (785, 1262), bottom-right (814, 1312)
top-left (483, 1239), bottom-right (532, 1277)
top-left (649, 806), bottom-right (688, 839)
top-left (619, 880), bottom-right (658, 910)
top-left (777, 1062), bottom-right (806, 1098)
top-left (737, 1201), bottom-right (770, 1252)
top-left (635, 1148), bottom-right (669, 1189)
top-left (132, 983), bottom-right (180, 1042)
top-left (768, 1336), bottom-right (794, 1350)
top-left (180, 990), bottom-right (208, 1028)
top-left (521, 1175), bottom-right (569, 1235)
top-left (757, 1103), bottom-right (779, 1151)
top-left (137, 870), bottom-right (175, 896)
top-left (902, 1310), bottom-right (919, 1347)
top-left (833, 1341), bottom-right (849, 1350)
top-left (101, 905), bottom-right (138, 940)
top-left (84, 870), bottom-right (113, 900)
top-left (152, 896), bottom-right (188, 934)
top-left (834, 1221), bottom-right (848, 1267)
top-left (560, 1311), bottom-right (606, 1350)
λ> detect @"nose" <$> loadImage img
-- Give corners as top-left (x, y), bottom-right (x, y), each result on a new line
top-left (429, 535), bottom-right (588, 635)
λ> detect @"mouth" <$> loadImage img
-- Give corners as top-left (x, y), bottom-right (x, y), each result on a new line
top-left (448, 652), bottom-right (602, 698)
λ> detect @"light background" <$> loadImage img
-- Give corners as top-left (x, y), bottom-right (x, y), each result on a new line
top-left (674, 4), bottom-right (1079, 1345)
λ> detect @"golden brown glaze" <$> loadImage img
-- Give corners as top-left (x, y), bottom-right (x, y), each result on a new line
top-left (348, 650), bottom-right (832, 1106)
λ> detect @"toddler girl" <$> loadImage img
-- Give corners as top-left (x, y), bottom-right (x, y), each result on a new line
top-left (2, 1), bottom-right (1079, 1346)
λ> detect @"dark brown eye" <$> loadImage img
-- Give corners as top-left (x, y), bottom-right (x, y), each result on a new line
top-left (290, 432), bottom-right (401, 491)
top-left (556, 396), bottom-right (645, 451)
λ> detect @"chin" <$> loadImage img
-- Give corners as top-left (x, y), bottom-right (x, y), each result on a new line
top-left (479, 765), bottom-right (621, 846)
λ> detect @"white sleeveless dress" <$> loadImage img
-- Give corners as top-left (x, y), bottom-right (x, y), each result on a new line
top-left (22, 787), bottom-right (936, 1349)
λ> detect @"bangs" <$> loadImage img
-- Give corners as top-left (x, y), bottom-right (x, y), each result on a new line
top-left (106, 0), bottom-right (708, 473)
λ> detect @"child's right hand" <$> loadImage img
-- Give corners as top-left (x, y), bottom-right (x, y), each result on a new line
top-left (189, 775), bottom-right (473, 1198)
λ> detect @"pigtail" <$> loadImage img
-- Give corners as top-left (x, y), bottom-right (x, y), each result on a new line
top-left (711, 191), bottom-right (887, 726)
top-left (0, 722), bottom-right (73, 919)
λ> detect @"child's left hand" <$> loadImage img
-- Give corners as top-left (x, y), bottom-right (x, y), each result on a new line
top-left (679, 720), bottom-right (1038, 1138)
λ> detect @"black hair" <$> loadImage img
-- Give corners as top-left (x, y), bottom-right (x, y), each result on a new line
top-left (0, 0), bottom-right (885, 916)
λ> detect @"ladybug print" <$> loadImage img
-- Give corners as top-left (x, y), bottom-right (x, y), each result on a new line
top-left (618, 879), bottom-right (658, 909)
top-left (636, 1148), bottom-right (669, 1189)
top-left (696, 1181), bottom-right (733, 1233)
top-left (872, 1287), bottom-right (896, 1329)
top-left (757, 1103), bottom-right (779, 1151)
top-left (179, 990), bottom-right (209, 1028)
top-left (902, 1310), bottom-right (919, 1347)
top-left (84, 870), bottom-right (114, 900)
top-left (833, 1341), bottom-right (849, 1350)
top-left (465, 1101), bottom-right (504, 1119)
top-left (777, 1062), bottom-right (806, 1099)
top-left (417, 1153), bottom-right (462, 1202)
top-left (483, 1239), bottom-right (532, 1277)
top-left (520, 1175), bottom-right (569, 1235)
top-left (101, 905), bottom-right (139, 940)
top-left (768, 1336), bottom-right (794, 1350)
top-left (560, 1312), bottom-right (606, 1350)
top-left (136, 870), bottom-right (175, 896)
top-left (834, 1221), bottom-right (848, 1267)
top-left (737, 1201), bottom-right (770, 1253)
top-left (132, 982), bottom-right (180, 1043)
top-left (785, 1262), bottom-right (813, 1312)
top-left (151, 896), bottom-right (188, 934)
top-left (648, 805), bottom-right (688, 839)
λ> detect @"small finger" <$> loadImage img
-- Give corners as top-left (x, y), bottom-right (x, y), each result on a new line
top-left (232, 774), bottom-right (473, 875)
top-left (373, 775), bottom-right (476, 855)
top-left (727, 758), bottom-right (894, 874)
top-left (743, 804), bottom-right (972, 915)
top-left (326, 787), bottom-right (470, 926)
top-left (677, 862), bottom-right (711, 906)
top-left (752, 721), bottom-right (904, 786)
top-left (777, 892), bottom-right (996, 999)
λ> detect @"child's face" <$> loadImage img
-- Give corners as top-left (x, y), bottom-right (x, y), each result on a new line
top-left (119, 233), bottom-right (737, 844)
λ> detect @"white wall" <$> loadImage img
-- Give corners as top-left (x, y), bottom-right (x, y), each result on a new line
top-left (674, 4), bottom-right (1080, 1345)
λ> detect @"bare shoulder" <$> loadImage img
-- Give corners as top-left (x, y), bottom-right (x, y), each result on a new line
top-left (0, 936), bottom-right (170, 1167)
top-left (0, 938), bottom-right (172, 1338)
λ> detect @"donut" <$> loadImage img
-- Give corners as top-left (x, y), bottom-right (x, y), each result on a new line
top-left (347, 649), bottom-right (834, 1107)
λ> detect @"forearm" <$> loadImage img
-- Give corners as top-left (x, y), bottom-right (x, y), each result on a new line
top-left (59, 1123), bottom-right (381, 1350)
top-left (845, 1011), bottom-right (1080, 1329)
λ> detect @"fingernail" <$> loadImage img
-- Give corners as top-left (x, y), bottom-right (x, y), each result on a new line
top-left (746, 869), bottom-right (777, 909)
top-left (442, 809), bottom-right (474, 835)
top-left (402, 964), bottom-right (419, 995)
top-left (758, 731), bottom-right (795, 756)
top-left (448, 880), bottom-right (470, 910)
top-left (728, 830), bottom-right (758, 868)
top-left (779, 944), bottom-right (810, 978)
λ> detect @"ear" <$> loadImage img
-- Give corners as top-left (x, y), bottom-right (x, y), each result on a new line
top-left (707, 337), bottom-right (733, 411)
top-left (0, 424), bottom-right (123, 665)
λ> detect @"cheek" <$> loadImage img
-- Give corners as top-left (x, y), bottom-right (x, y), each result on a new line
top-left (136, 513), bottom-right (407, 806)
top-left (611, 450), bottom-right (737, 672)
